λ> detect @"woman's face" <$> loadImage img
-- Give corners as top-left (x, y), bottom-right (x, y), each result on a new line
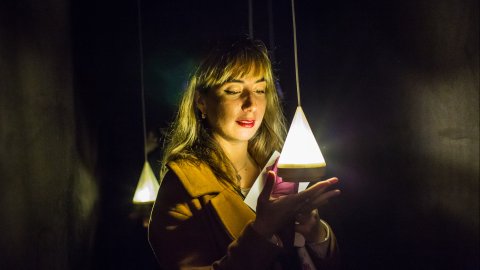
top-left (197, 72), bottom-right (267, 146)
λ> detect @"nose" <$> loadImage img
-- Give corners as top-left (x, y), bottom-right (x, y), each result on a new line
top-left (241, 91), bottom-right (257, 112)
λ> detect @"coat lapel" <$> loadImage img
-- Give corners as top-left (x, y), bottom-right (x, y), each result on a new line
top-left (169, 159), bottom-right (256, 240)
top-left (210, 189), bottom-right (255, 240)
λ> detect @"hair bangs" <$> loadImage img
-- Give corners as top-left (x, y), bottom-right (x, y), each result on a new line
top-left (224, 52), bottom-right (269, 81)
top-left (199, 44), bottom-right (271, 90)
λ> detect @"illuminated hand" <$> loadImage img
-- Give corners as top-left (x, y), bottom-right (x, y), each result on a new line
top-left (252, 171), bottom-right (340, 238)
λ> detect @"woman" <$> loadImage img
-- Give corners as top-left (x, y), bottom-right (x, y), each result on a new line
top-left (149, 37), bottom-right (341, 269)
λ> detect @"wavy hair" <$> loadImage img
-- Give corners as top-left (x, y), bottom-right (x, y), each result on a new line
top-left (161, 37), bottom-right (287, 191)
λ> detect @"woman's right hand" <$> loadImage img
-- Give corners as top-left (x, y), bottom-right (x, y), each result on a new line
top-left (252, 170), bottom-right (340, 238)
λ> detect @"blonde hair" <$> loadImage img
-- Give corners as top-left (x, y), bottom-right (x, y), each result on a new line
top-left (161, 37), bottom-right (287, 191)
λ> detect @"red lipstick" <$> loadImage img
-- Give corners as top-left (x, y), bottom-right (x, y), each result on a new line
top-left (236, 120), bottom-right (255, 128)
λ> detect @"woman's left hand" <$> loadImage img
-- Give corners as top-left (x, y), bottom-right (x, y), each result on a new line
top-left (295, 209), bottom-right (326, 243)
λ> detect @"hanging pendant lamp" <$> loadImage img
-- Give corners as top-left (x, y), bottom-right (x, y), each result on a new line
top-left (277, 0), bottom-right (326, 182)
top-left (132, 0), bottom-right (159, 204)
top-left (133, 161), bottom-right (160, 203)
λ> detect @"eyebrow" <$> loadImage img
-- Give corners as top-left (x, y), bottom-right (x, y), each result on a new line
top-left (227, 78), bottom-right (266, 83)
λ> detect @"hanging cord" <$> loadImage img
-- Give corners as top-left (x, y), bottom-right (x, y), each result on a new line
top-left (267, 0), bottom-right (275, 53)
top-left (136, 0), bottom-right (148, 161)
top-left (291, 0), bottom-right (301, 106)
top-left (248, 0), bottom-right (254, 38)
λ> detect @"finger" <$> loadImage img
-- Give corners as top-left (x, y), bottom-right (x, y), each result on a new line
top-left (295, 178), bottom-right (339, 203)
top-left (295, 223), bottom-right (310, 236)
top-left (295, 213), bottom-right (319, 236)
top-left (295, 209), bottom-right (318, 224)
top-left (307, 177), bottom-right (339, 191)
top-left (297, 208), bottom-right (319, 219)
top-left (295, 217), bottom-right (317, 231)
top-left (258, 170), bottom-right (276, 202)
top-left (306, 189), bottom-right (341, 210)
top-left (296, 189), bottom-right (340, 214)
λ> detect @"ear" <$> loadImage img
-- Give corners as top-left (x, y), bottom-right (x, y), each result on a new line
top-left (195, 90), bottom-right (206, 115)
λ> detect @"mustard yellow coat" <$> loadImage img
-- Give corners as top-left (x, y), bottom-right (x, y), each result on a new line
top-left (148, 159), bottom-right (338, 270)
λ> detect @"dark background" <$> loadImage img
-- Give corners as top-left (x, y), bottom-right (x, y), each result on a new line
top-left (1, 0), bottom-right (478, 269)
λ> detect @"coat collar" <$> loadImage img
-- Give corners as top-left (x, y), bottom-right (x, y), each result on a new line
top-left (168, 159), bottom-right (224, 197)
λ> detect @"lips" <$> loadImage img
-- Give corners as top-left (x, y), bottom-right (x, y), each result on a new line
top-left (236, 120), bottom-right (255, 128)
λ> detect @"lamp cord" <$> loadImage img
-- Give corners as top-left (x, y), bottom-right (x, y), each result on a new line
top-left (248, 0), bottom-right (254, 37)
top-left (267, 0), bottom-right (275, 54)
top-left (136, 0), bottom-right (148, 162)
top-left (291, 0), bottom-right (301, 107)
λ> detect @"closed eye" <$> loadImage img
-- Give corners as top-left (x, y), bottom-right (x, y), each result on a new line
top-left (254, 89), bottom-right (266, 94)
top-left (224, 89), bottom-right (241, 95)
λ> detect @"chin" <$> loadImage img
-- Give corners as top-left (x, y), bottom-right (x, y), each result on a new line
top-left (239, 131), bottom-right (258, 141)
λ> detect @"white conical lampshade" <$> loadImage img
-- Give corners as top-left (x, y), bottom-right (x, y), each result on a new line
top-left (133, 161), bottom-right (160, 203)
top-left (277, 106), bottom-right (326, 182)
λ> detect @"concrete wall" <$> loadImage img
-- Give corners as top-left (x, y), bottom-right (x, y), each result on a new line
top-left (0, 1), bottom-right (98, 269)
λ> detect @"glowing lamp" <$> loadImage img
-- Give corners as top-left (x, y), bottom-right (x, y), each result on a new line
top-left (277, 0), bottom-right (327, 182)
top-left (133, 161), bottom-right (160, 203)
top-left (277, 106), bottom-right (326, 182)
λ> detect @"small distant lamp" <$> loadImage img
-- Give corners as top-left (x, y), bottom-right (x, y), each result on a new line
top-left (133, 161), bottom-right (159, 203)
top-left (132, 0), bottom-right (159, 205)
top-left (277, 0), bottom-right (326, 182)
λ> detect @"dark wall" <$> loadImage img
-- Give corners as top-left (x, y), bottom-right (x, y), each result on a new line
top-left (0, 0), bottom-right (98, 269)
top-left (71, 0), bottom-right (157, 269)
top-left (295, 1), bottom-right (479, 269)
top-left (1, 0), bottom-right (478, 269)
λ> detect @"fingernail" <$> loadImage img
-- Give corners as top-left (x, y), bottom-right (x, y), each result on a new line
top-left (329, 178), bottom-right (339, 184)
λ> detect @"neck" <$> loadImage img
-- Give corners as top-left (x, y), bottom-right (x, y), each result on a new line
top-left (213, 136), bottom-right (259, 188)
top-left (215, 138), bottom-right (250, 170)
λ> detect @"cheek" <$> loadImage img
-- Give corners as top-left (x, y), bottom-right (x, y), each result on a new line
top-left (218, 100), bottom-right (240, 117)
top-left (206, 101), bottom-right (236, 127)
top-left (205, 96), bottom-right (222, 117)
top-left (258, 99), bottom-right (267, 117)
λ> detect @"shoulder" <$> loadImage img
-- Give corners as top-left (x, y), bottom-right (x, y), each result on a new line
top-left (165, 159), bottom-right (225, 197)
